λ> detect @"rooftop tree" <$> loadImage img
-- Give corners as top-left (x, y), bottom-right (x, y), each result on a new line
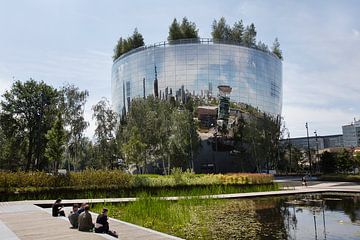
top-left (243, 23), bottom-right (257, 47)
top-left (168, 17), bottom-right (199, 42)
top-left (211, 17), bottom-right (231, 41)
top-left (271, 37), bottom-right (283, 60)
top-left (168, 18), bottom-right (183, 41)
top-left (230, 20), bottom-right (244, 43)
top-left (113, 28), bottom-right (145, 61)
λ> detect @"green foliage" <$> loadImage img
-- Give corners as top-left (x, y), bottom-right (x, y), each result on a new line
top-left (337, 149), bottom-right (354, 172)
top-left (113, 28), bottom-right (145, 61)
top-left (233, 106), bottom-right (282, 172)
top-left (92, 188), bottom-right (279, 239)
top-left (211, 17), bottom-right (231, 41)
top-left (45, 113), bottom-right (66, 173)
top-left (60, 84), bottom-right (89, 171)
top-left (92, 98), bottom-right (119, 168)
top-left (0, 170), bottom-right (274, 191)
top-left (231, 20), bottom-right (244, 43)
top-left (320, 174), bottom-right (360, 182)
top-left (122, 127), bottom-right (147, 171)
top-left (271, 37), bottom-right (283, 60)
top-left (320, 149), bottom-right (355, 174)
top-left (0, 79), bottom-right (59, 171)
top-left (168, 17), bottom-right (199, 42)
top-left (257, 41), bottom-right (269, 51)
top-left (243, 23), bottom-right (257, 47)
top-left (121, 96), bottom-right (201, 173)
top-left (320, 151), bottom-right (338, 174)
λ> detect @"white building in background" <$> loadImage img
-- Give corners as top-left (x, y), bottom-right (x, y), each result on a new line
top-left (342, 120), bottom-right (360, 147)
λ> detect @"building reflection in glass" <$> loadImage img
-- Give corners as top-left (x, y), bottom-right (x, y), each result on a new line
top-left (111, 40), bottom-right (282, 117)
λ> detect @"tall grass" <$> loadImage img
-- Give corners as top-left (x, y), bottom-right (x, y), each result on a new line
top-left (92, 191), bottom-right (278, 239)
top-left (92, 195), bottom-right (216, 238)
top-left (0, 170), bottom-right (276, 201)
top-left (0, 169), bottom-right (273, 190)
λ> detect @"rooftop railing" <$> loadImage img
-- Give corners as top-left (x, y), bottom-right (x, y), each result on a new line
top-left (113, 38), bottom-right (280, 63)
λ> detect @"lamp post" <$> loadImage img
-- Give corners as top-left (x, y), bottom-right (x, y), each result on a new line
top-left (288, 130), bottom-right (292, 174)
top-left (314, 130), bottom-right (319, 173)
top-left (306, 122), bottom-right (312, 178)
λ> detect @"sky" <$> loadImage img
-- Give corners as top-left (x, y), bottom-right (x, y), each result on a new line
top-left (0, 0), bottom-right (359, 138)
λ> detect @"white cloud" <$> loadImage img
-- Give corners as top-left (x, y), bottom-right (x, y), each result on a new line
top-left (353, 29), bottom-right (360, 38)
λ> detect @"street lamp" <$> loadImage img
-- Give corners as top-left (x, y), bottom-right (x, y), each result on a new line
top-left (287, 130), bottom-right (292, 174)
top-left (305, 122), bottom-right (312, 178)
top-left (314, 130), bottom-right (319, 173)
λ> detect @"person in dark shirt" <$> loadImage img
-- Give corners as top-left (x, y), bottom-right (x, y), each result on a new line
top-left (76, 202), bottom-right (87, 215)
top-left (95, 208), bottom-right (118, 238)
top-left (78, 205), bottom-right (94, 232)
top-left (52, 198), bottom-right (65, 217)
top-left (68, 203), bottom-right (79, 228)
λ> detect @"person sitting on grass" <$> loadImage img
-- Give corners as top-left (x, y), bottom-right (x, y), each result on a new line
top-left (52, 198), bottom-right (65, 217)
top-left (68, 203), bottom-right (79, 228)
top-left (78, 205), bottom-right (94, 232)
top-left (95, 208), bottom-right (118, 238)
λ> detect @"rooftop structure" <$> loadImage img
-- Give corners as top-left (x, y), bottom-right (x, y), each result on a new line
top-left (111, 38), bottom-right (282, 117)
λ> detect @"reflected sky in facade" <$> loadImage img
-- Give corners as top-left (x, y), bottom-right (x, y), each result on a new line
top-left (111, 42), bottom-right (282, 115)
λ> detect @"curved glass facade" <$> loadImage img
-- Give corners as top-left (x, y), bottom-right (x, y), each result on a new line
top-left (111, 40), bottom-right (282, 116)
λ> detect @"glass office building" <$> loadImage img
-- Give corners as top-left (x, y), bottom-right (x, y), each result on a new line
top-left (111, 39), bottom-right (282, 116)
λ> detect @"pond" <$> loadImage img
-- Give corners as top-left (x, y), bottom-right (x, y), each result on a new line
top-left (253, 193), bottom-right (360, 240)
top-left (92, 193), bottom-right (360, 240)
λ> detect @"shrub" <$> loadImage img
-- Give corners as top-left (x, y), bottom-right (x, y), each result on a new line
top-left (0, 170), bottom-right (273, 191)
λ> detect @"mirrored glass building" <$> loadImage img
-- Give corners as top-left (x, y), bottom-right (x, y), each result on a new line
top-left (111, 39), bottom-right (282, 116)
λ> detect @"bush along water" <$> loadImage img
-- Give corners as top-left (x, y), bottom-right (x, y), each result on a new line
top-left (0, 169), bottom-right (276, 201)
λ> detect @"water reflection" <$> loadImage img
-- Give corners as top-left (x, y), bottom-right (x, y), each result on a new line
top-left (252, 194), bottom-right (360, 240)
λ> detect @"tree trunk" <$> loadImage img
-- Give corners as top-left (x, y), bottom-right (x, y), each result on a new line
top-left (167, 155), bottom-right (171, 175)
top-left (26, 134), bottom-right (33, 171)
top-left (162, 158), bottom-right (167, 175)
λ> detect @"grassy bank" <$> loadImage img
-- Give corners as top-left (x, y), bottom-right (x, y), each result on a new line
top-left (319, 174), bottom-right (360, 182)
top-left (92, 191), bottom-right (282, 239)
top-left (0, 170), bottom-right (276, 201)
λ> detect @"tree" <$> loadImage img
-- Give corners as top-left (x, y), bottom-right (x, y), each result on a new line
top-left (337, 149), bottom-right (353, 173)
top-left (211, 17), bottom-right (231, 41)
top-left (271, 38), bottom-right (283, 60)
top-left (0, 112), bottom-right (27, 170)
top-left (320, 151), bottom-right (337, 174)
top-left (131, 28), bottom-right (144, 49)
top-left (113, 28), bottom-right (145, 61)
top-left (113, 37), bottom-right (124, 61)
top-left (230, 20), bottom-right (244, 43)
top-left (168, 17), bottom-right (199, 42)
top-left (168, 18), bottom-right (183, 41)
top-left (45, 113), bottom-right (66, 174)
top-left (232, 105), bottom-right (281, 173)
top-left (242, 23), bottom-right (257, 47)
top-left (92, 98), bottom-right (119, 168)
top-left (180, 17), bottom-right (199, 39)
top-left (0, 79), bottom-right (58, 170)
top-left (61, 84), bottom-right (89, 171)
top-left (121, 126), bottom-right (147, 173)
top-left (169, 109), bottom-right (201, 170)
top-left (257, 41), bottom-right (269, 51)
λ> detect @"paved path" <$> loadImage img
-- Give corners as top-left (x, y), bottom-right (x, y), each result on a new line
top-left (1, 181), bottom-right (360, 239)
top-left (0, 204), bottom-right (182, 240)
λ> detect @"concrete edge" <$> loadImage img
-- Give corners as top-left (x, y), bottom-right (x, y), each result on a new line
top-left (0, 219), bottom-right (20, 240)
top-left (107, 217), bottom-right (184, 240)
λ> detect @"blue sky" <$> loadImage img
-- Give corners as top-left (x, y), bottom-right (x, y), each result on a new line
top-left (0, 0), bottom-right (359, 138)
